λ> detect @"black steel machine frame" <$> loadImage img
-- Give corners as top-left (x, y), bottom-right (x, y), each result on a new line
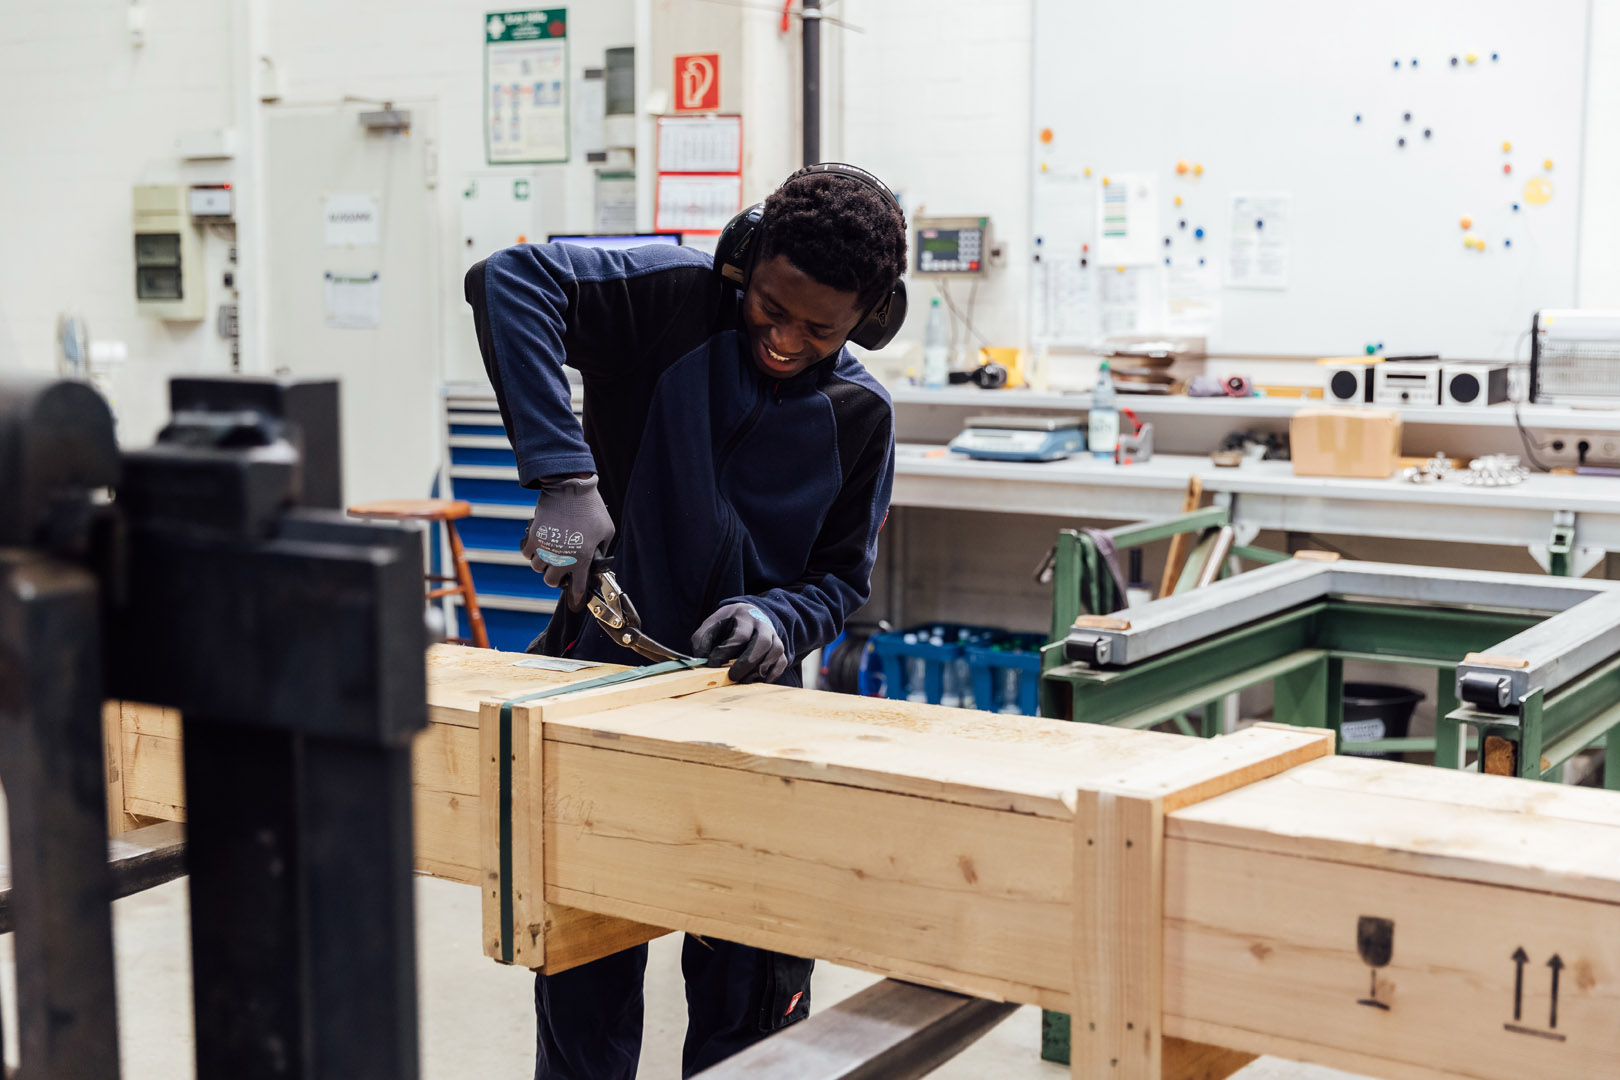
top-left (0, 374), bottom-right (428, 1080)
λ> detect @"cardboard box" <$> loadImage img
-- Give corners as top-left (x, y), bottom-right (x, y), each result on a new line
top-left (1290, 407), bottom-right (1402, 478)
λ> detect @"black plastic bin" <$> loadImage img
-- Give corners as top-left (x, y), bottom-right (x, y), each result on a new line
top-left (1339, 682), bottom-right (1424, 759)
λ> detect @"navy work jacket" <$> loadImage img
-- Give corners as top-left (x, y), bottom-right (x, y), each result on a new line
top-left (465, 243), bottom-right (895, 683)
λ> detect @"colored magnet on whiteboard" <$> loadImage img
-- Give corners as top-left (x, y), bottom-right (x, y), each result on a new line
top-left (1082, 243), bottom-right (1089, 252)
top-left (1040, 162), bottom-right (1048, 172)
top-left (1180, 219), bottom-right (1187, 229)
top-left (1176, 159), bottom-right (1190, 175)
top-left (1459, 216), bottom-right (1472, 229)
top-left (1194, 227), bottom-right (1205, 239)
top-left (1502, 140), bottom-right (1512, 152)
top-left (1503, 163), bottom-right (1512, 174)
top-left (1412, 58), bottom-right (1419, 67)
top-left (1084, 167), bottom-right (1092, 177)
top-left (1451, 56), bottom-right (1459, 66)
top-left (1398, 137), bottom-right (1406, 147)
top-left (1193, 163), bottom-right (1204, 175)
top-left (1198, 257), bottom-right (1205, 266)
top-left (1355, 114), bottom-right (1362, 123)
top-left (1116, 265), bottom-right (1126, 273)
top-left (1512, 203), bottom-right (1520, 211)
top-left (1365, 344), bottom-right (1377, 355)
top-left (1039, 127), bottom-right (1054, 144)
top-left (1174, 195), bottom-right (1183, 206)
top-left (1403, 112), bottom-right (1412, 122)
top-left (1492, 52), bottom-right (1499, 61)
top-left (1504, 238), bottom-right (1512, 247)
top-left (1164, 237), bottom-right (1172, 246)
top-left (1393, 59), bottom-right (1400, 68)
top-left (1544, 159), bottom-right (1554, 170)
top-left (1164, 257), bottom-right (1171, 265)
top-left (1524, 177), bottom-right (1553, 205)
top-left (1255, 219), bottom-right (1264, 229)
top-left (1102, 176), bottom-right (1110, 185)
top-left (1466, 51), bottom-right (1478, 64)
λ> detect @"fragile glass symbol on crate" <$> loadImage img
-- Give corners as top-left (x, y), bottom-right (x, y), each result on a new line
top-left (1355, 916), bottom-right (1394, 1011)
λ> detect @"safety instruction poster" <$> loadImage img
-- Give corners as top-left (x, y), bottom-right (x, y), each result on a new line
top-left (485, 9), bottom-right (569, 165)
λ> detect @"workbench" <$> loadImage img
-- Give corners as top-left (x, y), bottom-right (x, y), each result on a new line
top-left (110, 642), bottom-right (1620, 1080)
top-left (893, 445), bottom-right (1620, 575)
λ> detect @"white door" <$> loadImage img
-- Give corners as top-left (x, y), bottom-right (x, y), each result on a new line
top-left (264, 103), bottom-right (441, 507)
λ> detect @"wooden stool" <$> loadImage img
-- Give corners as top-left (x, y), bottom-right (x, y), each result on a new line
top-left (348, 498), bottom-right (490, 649)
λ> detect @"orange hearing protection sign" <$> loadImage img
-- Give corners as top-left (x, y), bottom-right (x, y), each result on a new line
top-left (674, 53), bottom-right (720, 112)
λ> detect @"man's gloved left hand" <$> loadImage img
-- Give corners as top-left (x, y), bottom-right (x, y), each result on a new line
top-left (692, 602), bottom-right (789, 683)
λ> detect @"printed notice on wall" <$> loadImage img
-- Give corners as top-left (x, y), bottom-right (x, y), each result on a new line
top-left (1226, 193), bottom-right (1291, 290)
top-left (486, 9), bottom-right (569, 165)
top-left (595, 171), bottom-right (638, 233)
top-left (1095, 172), bottom-right (1160, 266)
top-left (1166, 261), bottom-right (1221, 334)
top-left (324, 272), bottom-right (381, 330)
top-left (1098, 265), bottom-right (1165, 339)
top-left (1031, 248), bottom-right (1094, 347)
top-left (323, 193), bottom-right (380, 246)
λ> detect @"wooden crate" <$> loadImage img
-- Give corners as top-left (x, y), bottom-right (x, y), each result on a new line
top-left (114, 644), bottom-right (1620, 1080)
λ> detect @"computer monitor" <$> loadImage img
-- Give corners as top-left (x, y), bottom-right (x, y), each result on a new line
top-left (547, 233), bottom-right (682, 250)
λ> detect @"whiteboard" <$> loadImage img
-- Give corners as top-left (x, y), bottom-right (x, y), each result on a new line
top-left (1030, 0), bottom-right (1590, 359)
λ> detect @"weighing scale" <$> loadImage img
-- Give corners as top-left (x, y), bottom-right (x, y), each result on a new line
top-left (947, 415), bottom-right (1084, 462)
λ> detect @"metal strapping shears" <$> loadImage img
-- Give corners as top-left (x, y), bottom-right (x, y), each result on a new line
top-left (584, 561), bottom-right (699, 663)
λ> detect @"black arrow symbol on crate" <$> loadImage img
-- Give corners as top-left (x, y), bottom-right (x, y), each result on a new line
top-left (1511, 947), bottom-right (1528, 1021)
top-left (1548, 954), bottom-right (1564, 1030)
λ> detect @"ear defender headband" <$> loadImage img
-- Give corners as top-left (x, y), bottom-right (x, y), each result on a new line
top-left (713, 162), bottom-right (909, 351)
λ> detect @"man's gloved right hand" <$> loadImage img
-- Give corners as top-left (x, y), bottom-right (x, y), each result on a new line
top-left (521, 475), bottom-right (616, 612)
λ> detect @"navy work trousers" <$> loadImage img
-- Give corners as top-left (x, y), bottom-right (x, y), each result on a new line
top-left (534, 936), bottom-right (814, 1079)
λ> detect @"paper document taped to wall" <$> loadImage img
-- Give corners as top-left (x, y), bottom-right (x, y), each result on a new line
top-left (1095, 172), bottom-right (1160, 266)
top-left (324, 271), bottom-right (381, 330)
top-left (1226, 193), bottom-right (1291, 290)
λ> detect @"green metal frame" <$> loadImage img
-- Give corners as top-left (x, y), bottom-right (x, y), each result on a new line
top-left (1037, 509), bottom-right (1620, 1065)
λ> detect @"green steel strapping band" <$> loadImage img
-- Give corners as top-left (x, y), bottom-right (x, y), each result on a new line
top-left (496, 657), bottom-right (708, 963)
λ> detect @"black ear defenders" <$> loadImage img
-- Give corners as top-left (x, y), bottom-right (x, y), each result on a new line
top-left (713, 162), bottom-right (909, 351)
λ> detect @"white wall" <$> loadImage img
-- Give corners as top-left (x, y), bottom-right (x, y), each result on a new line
top-left (261, 0), bottom-right (637, 388)
top-left (0, 0), bottom-right (240, 446)
top-left (839, 0), bottom-right (1033, 383)
top-left (1579, 0), bottom-right (1620, 306)
top-left (841, 0), bottom-right (1620, 383)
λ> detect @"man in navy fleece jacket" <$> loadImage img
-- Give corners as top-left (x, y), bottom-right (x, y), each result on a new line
top-left (465, 164), bottom-right (907, 1079)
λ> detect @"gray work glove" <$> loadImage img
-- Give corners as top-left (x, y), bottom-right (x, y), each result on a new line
top-left (692, 602), bottom-right (789, 683)
top-left (521, 475), bottom-right (615, 612)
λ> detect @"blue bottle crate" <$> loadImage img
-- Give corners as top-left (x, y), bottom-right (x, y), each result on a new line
top-left (965, 633), bottom-right (1045, 716)
top-left (455, 604), bottom-right (548, 654)
top-left (869, 624), bottom-right (996, 707)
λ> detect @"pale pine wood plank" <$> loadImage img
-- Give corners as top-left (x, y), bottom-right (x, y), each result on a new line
top-left (122, 701), bottom-right (183, 740)
top-left (411, 787), bottom-right (480, 884)
top-left (543, 739), bottom-right (1076, 1005)
top-left (426, 644), bottom-right (629, 728)
top-left (1168, 757), bottom-right (1620, 904)
top-left (1073, 790), bottom-right (1163, 1080)
top-left (1161, 1035), bottom-right (1256, 1080)
top-left (1166, 1019), bottom-right (1461, 1080)
top-left (122, 732), bottom-right (185, 818)
top-left (538, 904), bottom-right (668, 973)
top-left (479, 701), bottom-right (505, 960)
top-left (103, 701), bottom-right (129, 835)
top-left (1164, 837), bottom-right (1620, 1080)
top-left (411, 720), bottom-right (480, 797)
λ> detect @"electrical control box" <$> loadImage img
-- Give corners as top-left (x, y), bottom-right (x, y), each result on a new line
top-left (134, 185), bottom-right (205, 321)
top-left (914, 215), bottom-right (991, 276)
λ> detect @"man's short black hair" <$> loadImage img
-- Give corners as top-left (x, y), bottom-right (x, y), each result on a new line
top-left (759, 171), bottom-right (908, 312)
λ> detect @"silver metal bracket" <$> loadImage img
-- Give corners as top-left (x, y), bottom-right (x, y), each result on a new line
top-left (1529, 510), bottom-right (1606, 578)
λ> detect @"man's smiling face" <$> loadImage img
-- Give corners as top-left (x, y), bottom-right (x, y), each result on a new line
top-left (741, 254), bottom-right (866, 379)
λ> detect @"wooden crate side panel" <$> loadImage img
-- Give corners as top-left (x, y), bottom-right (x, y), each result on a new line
top-left (1164, 837), bottom-right (1620, 1080)
top-left (543, 740), bottom-right (1074, 1003)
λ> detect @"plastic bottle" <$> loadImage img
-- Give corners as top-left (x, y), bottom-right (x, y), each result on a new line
top-left (903, 634), bottom-right (928, 703)
top-left (923, 298), bottom-right (949, 389)
top-left (1088, 359), bottom-right (1120, 461)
